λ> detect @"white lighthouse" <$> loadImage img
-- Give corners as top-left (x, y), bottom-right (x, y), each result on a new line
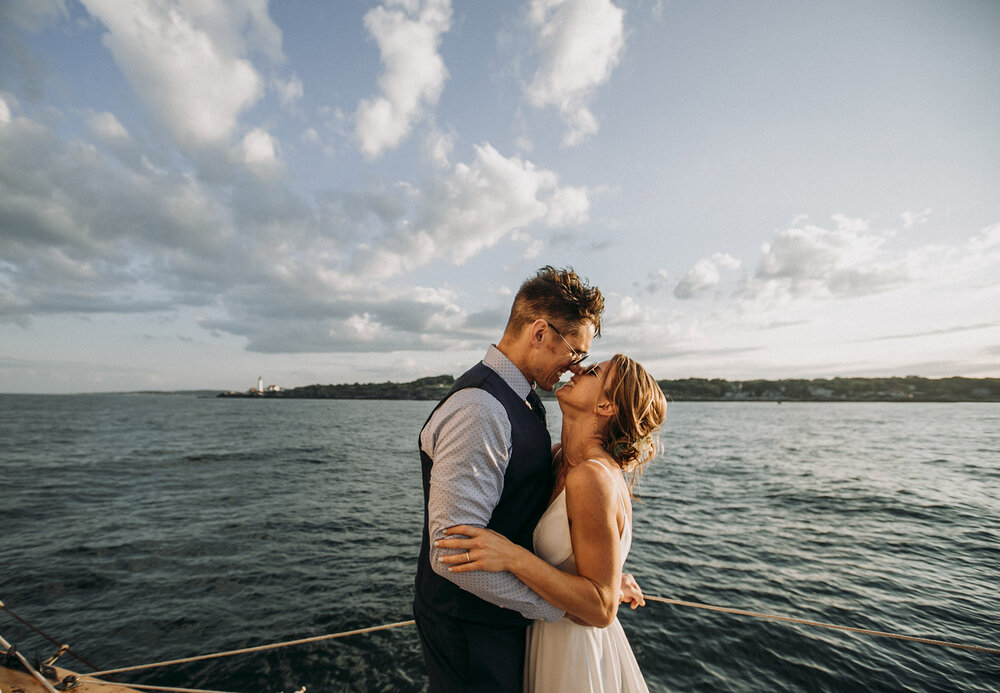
top-left (258, 375), bottom-right (264, 393)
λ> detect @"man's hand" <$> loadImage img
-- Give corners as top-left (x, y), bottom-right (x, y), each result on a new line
top-left (619, 573), bottom-right (645, 609)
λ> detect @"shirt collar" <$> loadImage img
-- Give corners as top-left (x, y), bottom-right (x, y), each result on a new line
top-left (483, 344), bottom-right (533, 400)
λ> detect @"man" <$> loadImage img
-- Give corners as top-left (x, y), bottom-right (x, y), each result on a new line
top-left (414, 266), bottom-right (604, 692)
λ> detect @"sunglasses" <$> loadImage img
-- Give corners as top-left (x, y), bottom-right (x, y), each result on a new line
top-left (547, 322), bottom-right (589, 367)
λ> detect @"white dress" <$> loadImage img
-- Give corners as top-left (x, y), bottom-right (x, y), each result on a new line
top-left (524, 468), bottom-right (649, 693)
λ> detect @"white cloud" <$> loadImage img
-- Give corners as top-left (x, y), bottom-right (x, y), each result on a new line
top-left (344, 312), bottom-right (381, 341)
top-left (350, 143), bottom-right (590, 277)
top-left (675, 253), bottom-right (740, 299)
top-left (272, 73), bottom-right (303, 108)
top-left (612, 295), bottom-right (651, 327)
top-left (751, 216), bottom-right (911, 301)
top-left (520, 235), bottom-right (544, 259)
top-left (666, 214), bottom-right (1000, 338)
top-left (80, 0), bottom-right (280, 145)
top-left (829, 213), bottom-right (869, 234)
top-left (901, 208), bottom-right (932, 229)
top-left (239, 126), bottom-right (280, 172)
top-left (355, 0), bottom-right (452, 159)
top-left (420, 143), bottom-right (589, 263)
top-left (526, 0), bottom-right (625, 146)
top-left (969, 223), bottom-right (1000, 253)
top-left (86, 111), bottom-right (129, 141)
top-left (0, 112), bottom-right (246, 322)
top-left (0, 97), bottom-right (11, 125)
top-left (422, 127), bottom-right (455, 169)
top-left (635, 268), bottom-right (670, 295)
top-left (544, 185), bottom-right (589, 226)
top-left (4, 102), bottom-right (995, 364)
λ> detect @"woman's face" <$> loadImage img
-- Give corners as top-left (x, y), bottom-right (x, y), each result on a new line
top-left (556, 358), bottom-right (614, 413)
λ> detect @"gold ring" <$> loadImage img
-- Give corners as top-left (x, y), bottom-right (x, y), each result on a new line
top-left (466, 551), bottom-right (471, 563)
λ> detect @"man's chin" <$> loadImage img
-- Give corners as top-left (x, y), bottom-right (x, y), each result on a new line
top-left (537, 377), bottom-right (558, 392)
top-left (541, 375), bottom-right (566, 392)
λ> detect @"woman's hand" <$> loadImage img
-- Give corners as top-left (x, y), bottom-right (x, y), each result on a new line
top-left (619, 572), bottom-right (645, 609)
top-left (434, 525), bottom-right (523, 573)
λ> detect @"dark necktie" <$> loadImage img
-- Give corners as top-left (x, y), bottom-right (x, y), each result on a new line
top-left (527, 389), bottom-right (547, 426)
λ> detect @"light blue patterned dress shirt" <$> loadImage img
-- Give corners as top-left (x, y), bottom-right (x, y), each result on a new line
top-left (420, 345), bottom-right (564, 623)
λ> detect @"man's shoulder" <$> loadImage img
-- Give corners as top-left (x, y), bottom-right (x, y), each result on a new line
top-left (421, 385), bottom-right (512, 453)
top-left (443, 385), bottom-right (503, 409)
top-left (428, 386), bottom-right (508, 430)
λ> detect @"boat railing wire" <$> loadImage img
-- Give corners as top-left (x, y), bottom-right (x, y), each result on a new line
top-left (4, 592), bottom-right (999, 693)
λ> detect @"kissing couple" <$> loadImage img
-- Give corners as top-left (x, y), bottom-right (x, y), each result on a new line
top-left (414, 266), bottom-right (666, 692)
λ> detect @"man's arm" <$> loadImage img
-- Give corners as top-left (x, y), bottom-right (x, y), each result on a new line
top-left (422, 388), bottom-right (563, 622)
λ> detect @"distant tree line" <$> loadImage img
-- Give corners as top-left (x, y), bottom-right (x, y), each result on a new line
top-left (220, 375), bottom-right (455, 400)
top-left (220, 375), bottom-right (1000, 402)
top-left (658, 376), bottom-right (1000, 402)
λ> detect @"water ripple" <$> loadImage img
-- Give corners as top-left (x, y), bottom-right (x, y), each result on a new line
top-left (1, 398), bottom-right (998, 691)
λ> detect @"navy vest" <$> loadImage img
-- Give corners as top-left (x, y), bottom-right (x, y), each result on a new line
top-left (414, 362), bottom-right (553, 625)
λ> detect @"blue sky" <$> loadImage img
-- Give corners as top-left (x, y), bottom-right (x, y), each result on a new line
top-left (1, 0), bottom-right (998, 393)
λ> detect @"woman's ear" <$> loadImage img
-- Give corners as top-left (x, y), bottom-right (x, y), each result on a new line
top-left (595, 397), bottom-right (616, 419)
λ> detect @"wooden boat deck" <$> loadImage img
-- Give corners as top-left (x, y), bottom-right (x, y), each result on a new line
top-left (0, 663), bottom-right (140, 693)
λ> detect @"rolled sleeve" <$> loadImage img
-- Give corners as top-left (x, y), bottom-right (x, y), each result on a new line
top-left (422, 388), bottom-right (564, 623)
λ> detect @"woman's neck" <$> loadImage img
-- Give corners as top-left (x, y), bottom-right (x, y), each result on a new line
top-left (559, 410), bottom-right (607, 467)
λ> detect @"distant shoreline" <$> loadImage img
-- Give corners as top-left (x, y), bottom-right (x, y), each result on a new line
top-left (217, 375), bottom-right (1000, 403)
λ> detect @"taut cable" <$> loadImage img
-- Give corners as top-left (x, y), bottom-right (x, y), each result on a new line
top-left (83, 680), bottom-right (244, 693)
top-left (0, 599), bottom-right (102, 671)
top-left (644, 596), bottom-right (1000, 655)
top-left (85, 620), bottom-right (416, 678)
top-left (22, 593), bottom-right (1000, 687)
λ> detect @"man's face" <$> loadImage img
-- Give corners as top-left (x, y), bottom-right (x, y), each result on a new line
top-left (535, 321), bottom-right (595, 391)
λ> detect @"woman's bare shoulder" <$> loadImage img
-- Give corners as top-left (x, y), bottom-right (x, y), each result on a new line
top-left (565, 457), bottom-right (618, 497)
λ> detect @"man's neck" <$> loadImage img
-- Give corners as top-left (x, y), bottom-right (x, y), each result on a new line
top-left (494, 338), bottom-right (535, 388)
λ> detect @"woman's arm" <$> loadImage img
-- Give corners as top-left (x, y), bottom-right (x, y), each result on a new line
top-left (437, 461), bottom-right (624, 627)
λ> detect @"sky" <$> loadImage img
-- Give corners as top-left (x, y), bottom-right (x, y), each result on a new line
top-left (1, 0), bottom-right (999, 394)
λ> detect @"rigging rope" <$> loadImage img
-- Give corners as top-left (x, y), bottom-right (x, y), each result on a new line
top-left (82, 680), bottom-right (245, 693)
top-left (78, 593), bottom-right (999, 682)
top-left (643, 596), bottom-right (1000, 655)
top-left (0, 599), bottom-right (102, 672)
top-left (84, 621), bottom-right (416, 678)
top-left (7, 593), bottom-right (999, 693)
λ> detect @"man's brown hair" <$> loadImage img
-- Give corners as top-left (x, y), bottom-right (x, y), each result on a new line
top-left (504, 266), bottom-right (604, 338)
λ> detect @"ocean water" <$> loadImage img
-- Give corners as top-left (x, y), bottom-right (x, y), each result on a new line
top-left (1, 394), bottom-right (998, 692)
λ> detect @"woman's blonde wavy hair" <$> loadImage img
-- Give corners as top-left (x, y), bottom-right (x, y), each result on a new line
top-left (600, 354), bottom-right (668, 497)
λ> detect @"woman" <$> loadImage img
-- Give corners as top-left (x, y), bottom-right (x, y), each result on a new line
top-left (436, 354), bottom-right (667, 692)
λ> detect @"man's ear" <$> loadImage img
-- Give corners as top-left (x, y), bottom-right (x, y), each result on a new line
top-left (528, 319), bottom-right (548, 348)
